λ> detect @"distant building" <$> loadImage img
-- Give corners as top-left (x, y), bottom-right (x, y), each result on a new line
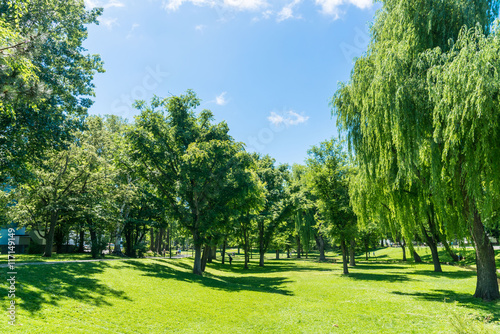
top-left (0, 224), bottom-right (31, 254)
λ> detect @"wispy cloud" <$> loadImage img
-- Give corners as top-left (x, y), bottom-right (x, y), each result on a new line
top-left (315, 0), bottom-right (372, 18)
top-left (85, 0), bottom-right (125, 9)
top-left (216, 92), bottom-right (228, 105)
top-left (100, 17), bottom-right (119, 30)
top-left (223, 0), bottom-right (267, 11)
top-left (268, 110), bottom-right (309, 127)
top-left (162, 0), bottom-right (267, 12)
top-left (277, 0), bottom-right (301, 22)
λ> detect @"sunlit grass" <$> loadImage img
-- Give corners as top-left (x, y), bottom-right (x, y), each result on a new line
top-left (0, 250), bottom-right (498, 333)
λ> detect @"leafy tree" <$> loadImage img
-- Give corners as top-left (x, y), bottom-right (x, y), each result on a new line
top-left (0, 0), bottom-right (104, 184)
top-left (253, 154), bottom-right (291, 267)
top-left (333, 0), bottom-right (500, 299)
top-left (129, 91), bottom-right (251, 275)
top-left (307, 139), bottom-right (356, 275)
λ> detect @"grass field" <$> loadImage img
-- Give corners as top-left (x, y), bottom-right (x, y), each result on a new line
top-left (1, 247), bottom-right (499, 333)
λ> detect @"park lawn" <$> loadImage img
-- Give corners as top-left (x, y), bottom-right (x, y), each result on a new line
top-left (1, 255), bottom-right (499, 333)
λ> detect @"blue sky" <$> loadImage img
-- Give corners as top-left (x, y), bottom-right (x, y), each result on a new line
top-left (83, 0), bottom-right (379, 166)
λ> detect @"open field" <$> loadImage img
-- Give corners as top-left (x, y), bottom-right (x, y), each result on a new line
top-left (1, 248), bottom-right (499, 333)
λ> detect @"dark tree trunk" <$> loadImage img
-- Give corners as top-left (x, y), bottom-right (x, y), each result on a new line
top-left (286, 247), bottom-right (290, 258)
top-left (401, 238), bottom-right (407, 262)
top-left (349, 239), bottom-right (356, 267)
top-left (471, 207), bottom-right (500, 300)
top-left (276, 249), bottom-right (279, 259)
top-left (314, 232), bottom-right (326, 262)
top-left (89, 223), bottom-right (99, 259)
top-left (149, 227), bottom-right (155, 251)
top-left (296, 235), bottom-right (301, 259)
top-left (340, 238), bottom-right (349, 275)
top-left (221, 238), bottom-right (226, 264)
top-left (192, 233), bottom-right (203, 275)
top-left (420, 218), bottom-right (442, 272)
top-left (43, 210), bottom-right (58, 257)
top-left (78, 229), bottom-right (85, 253)
top-left (380, 239), bottom-right (384, 247)
top-left (201, 245), bottom-right (209, 272)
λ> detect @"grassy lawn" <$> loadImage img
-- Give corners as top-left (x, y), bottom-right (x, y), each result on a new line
top-left (1, 250), bottom-right (499, 333)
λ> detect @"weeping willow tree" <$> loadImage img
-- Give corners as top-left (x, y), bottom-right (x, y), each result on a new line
top-left (333, 0), bottom-right (500, 300)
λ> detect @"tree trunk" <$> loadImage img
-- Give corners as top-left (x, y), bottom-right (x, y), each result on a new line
top-left (43, 210), bottom-right (58, 257)
top-left (401, 238), bottom-right (407, 262)
top-left (89, 223), bottom-right (99, 259)
top-left (201, 245), bottom-right (209, 272)
top-left (349, 239), bottom-right (356, 267)
top-left (420, 219), bottom-right (442, 272)
top-left (471, 207), bottom-right (500, 300)
top-left (78, 229), bottom-right (85, 253)
top-left (287, 247), bottom-right (290, 258)
top-left (276, 249), bottom-right (279, 259)
top-left (149, 227), bottom-right (155, 251)
top-left (296, 235), bottom-right (301, 259)
top-left (192, 234), bottom-right (203, 275)
top-left (340, 238), bottom-right (349, 275)
top-left (314, 233), bottom-right (326, 262)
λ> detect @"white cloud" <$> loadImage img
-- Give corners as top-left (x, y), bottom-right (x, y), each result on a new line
top-left (216, 92), bottom-right (228, 105)
top-left (223, 0), bottom-right (267, 11)
top-left (162, 0), bottom-right (214, 11)
top-left (99, 17), bottom-right (119, 29)
top-left (84, 0), bottom-right (125, 9)
top-left (315, 0), bottom-right (372, 18)
top-left (162, 0), bottom-right (266, 12)
top-left (268, 110), bottom-right (309, 127)
top-left (277, 0), bottom-right (301, 22)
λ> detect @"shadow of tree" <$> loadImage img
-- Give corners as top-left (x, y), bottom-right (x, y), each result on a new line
top-left (392, 290), bottom-right (500, 321)
top-left (0, 262), bottom-right (131, 313)
top-left (348, 272), bottom-right (414, 283)
top-left (119, 259), bottom-right (294, 296)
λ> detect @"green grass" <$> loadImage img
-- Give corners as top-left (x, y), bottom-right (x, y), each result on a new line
top-left (1, 250), bottom-right (499, 333)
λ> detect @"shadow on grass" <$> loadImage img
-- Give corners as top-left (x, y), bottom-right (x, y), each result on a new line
top-left (120, 259), bottom-right (294, 296)
top-left (392, 290), bottom-right (500, 321)
top-left (348, 272), bottom-right (413, 282)
top-left (0, 262), bottom-right (131, 313)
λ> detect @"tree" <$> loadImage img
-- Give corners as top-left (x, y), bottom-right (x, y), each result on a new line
top-left (333, 0), bottom-right (500, 299)
top-left (129, 91), bottom-right (251, 275)
top-left (0, 0), bottom-right (103, 184)
top-left (307, 139), bottom-right (356, 275)
top-left (253, 154), bottom-right (291, 267)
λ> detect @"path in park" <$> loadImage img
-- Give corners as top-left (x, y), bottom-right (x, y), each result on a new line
top-left (0, 254), bottom-right (191, 267)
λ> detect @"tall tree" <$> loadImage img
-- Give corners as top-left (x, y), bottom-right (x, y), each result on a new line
top-left (0, 0), bottom-right (103, 184)
top-left (333, 0), bottom-right (500, 299)
top-left (307, 139), bottom-right (356, 275)
top-left (129, 91), bottom-right (251, 275)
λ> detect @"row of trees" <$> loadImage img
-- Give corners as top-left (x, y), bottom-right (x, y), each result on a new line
top-left (333, 0), bottom-right (500, 300)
